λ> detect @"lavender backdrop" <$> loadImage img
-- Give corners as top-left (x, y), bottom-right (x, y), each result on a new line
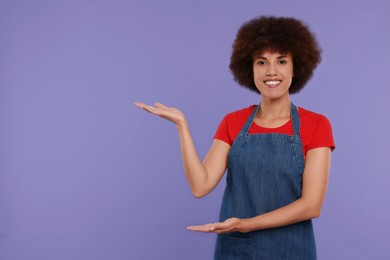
top-left (1, 0), bottom-right (389, 259)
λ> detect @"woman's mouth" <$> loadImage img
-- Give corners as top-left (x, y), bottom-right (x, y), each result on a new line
top-left (264, 80), bottom-right (282, 88)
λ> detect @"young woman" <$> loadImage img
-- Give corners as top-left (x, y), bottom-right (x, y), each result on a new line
top-left (135, 16), bottom-right (335, 260)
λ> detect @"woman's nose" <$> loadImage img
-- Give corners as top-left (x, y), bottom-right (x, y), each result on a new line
top-left (266, 64), bottom-right (277, 76)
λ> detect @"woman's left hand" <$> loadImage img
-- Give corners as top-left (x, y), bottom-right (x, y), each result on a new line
top-left (187, 217), bottom-right (246, 234)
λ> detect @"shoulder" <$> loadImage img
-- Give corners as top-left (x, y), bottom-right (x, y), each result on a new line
top-left (214, 105), bottom-right (257, 145)
top-left (298, 106), bottom-right (335, 151)
top-left (223, 105), bottom-right (256, 123)
top-left (298, 107), bottom-right (333, 129)
top-left (225, 105), bottom-right (257, 117)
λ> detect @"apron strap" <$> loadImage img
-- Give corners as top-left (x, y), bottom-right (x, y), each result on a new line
top-left (291, 103), bottom-right (300, 137)
top-left (240, 105), bottom-right (259, 135)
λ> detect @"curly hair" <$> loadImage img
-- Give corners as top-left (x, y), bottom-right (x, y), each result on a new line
top-left (229, 16), bottom-right (322, 94)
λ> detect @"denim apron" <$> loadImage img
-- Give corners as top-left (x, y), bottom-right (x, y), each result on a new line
top-left (214, 103), bottom-right (316, 260)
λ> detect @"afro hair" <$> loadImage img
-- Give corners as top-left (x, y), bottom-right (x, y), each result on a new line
top-left (229, 16), bottom-right (322, 94)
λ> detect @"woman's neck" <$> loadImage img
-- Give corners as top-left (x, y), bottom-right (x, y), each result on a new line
top-left (258, 95), bottom-right (291, 120)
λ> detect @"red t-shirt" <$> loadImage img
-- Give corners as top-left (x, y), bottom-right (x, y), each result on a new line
top-left (214, 105), bottom-right (335, 155)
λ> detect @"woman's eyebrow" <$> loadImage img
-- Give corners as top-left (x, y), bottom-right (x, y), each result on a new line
top-left (255, 55), bottom-right (288, 60)
top-left (254, 56), bottom-right (268, 60)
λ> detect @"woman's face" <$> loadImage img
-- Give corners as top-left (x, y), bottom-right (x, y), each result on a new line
top-left (252, 51), bottom-right (293, 100)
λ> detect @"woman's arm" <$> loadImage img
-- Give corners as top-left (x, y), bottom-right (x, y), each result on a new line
top-left (134, 102), bottom-right (230, 198)
top-left (187, 147), bottom-right (331, 233)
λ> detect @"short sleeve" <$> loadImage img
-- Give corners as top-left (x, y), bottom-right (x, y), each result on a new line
top-left (213, 115), bottom-right (232, 145)
top-left (306, 115), bottom-right (336, 152)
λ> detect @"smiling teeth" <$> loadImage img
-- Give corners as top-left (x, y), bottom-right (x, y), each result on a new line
top-left (265, 81), bottom-right (281, 85)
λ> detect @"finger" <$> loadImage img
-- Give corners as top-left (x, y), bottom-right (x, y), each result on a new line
top-left (134, 102), bottom-right (157, 111)
top-left (187, 223), bottom-right (218, 232)
top-left (142, 105), bottom-right (159, 114)
top-left (189, 227), bottom-right (214, 232)
top-left (133, 102), bottom-right (147, 109)
top-left (187, 225), bottom-right (204, 231)
top-left (134, 102), bottom-right (158, 110)
top-left (134, 103), bottom-right (159, 114)
top-left (154, 102), bottom-right (168, 109)
top-left (190, 221), bottom-right (233, 234)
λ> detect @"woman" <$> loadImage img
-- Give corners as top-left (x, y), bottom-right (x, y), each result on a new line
top-left (135, 16), bottom-right (335, 260)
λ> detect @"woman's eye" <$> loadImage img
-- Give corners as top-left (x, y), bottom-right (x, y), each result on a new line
top-left (257, 60), bottom-right (266, 65)
top-left (279, 60), bottom-right (287, 64)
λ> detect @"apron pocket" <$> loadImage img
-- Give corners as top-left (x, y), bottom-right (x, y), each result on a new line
top-left (215, 234), bottom-right (251, 260)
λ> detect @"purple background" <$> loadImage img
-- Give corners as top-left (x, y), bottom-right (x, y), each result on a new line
top-left (1, 0), bottom-right (389, 259)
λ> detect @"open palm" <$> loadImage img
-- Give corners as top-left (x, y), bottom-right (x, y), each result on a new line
top-left (134, 102), bottom-right (185, 125)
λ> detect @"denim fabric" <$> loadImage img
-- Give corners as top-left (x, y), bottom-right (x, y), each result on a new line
top-left (214, 103), bottom-right (316, 260)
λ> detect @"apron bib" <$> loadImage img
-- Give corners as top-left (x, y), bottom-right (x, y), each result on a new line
top-left (214, 103), bottom-right (316, 260)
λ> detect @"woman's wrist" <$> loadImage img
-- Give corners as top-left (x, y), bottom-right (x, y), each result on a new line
top-left (238, 218), bottom-right (253, 233)
top-left (176, 118), bottom-right (188, 130)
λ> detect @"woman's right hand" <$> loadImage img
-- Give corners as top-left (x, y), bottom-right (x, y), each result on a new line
top-left (134, 102), bottom-right (186, 127)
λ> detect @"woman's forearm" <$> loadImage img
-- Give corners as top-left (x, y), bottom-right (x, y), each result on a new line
top-left (176, 120), bottom-right (210, 197)
top-left (239, 198), bottom-right (321, 233)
